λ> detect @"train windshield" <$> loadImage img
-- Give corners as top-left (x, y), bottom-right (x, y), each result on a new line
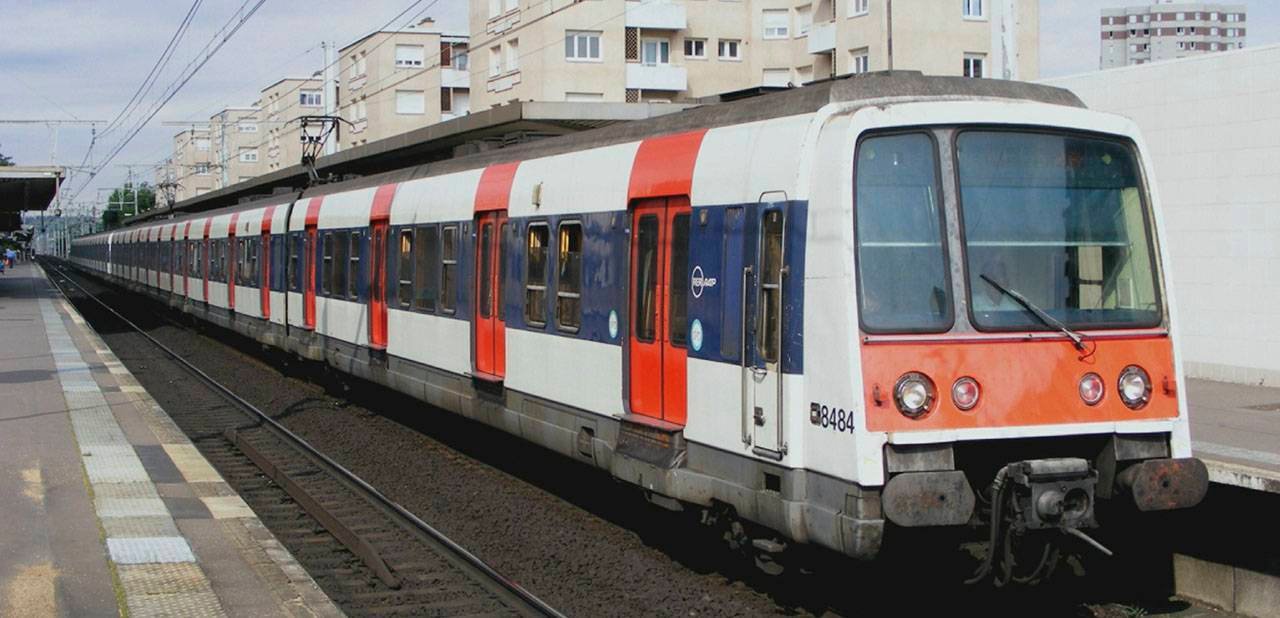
top-left (956, 131), bottom-right (1161, 330)
top-left (855, 132), bottom-right (952, 332)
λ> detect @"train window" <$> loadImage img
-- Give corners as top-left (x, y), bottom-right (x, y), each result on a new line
top-left (217, 241), bottom-right (227, 282)
top-left (398, 230), bottom-right (413, 307)
top-left (669, 214), bottom-right (690, 346)
top-left (634, 215), bottom-right (659, 343)
top-left (855, 132), bottom-right (951, 333)
top-left (322, 232), bottom-right (334, 294)
top-left (556, 222), bottom-right (582, 332)
top-left (479, 223), bottom-right (493, 319)
top-left (956, 131), bottom-right (1161, 330)
top-left (348, 231), bottom-right (361, 300)
top-left (758, 210), bottom-right (784, 363)
top-left (289, 232), bottom-right (303, 292)
top-left (250, 238), bottom-right (260, 287)
top-left (413, 225), bottom-right (439, 312)
top-left (334, 231), bottom-right (350, 299)
top-left (524, 223), bottom-right (549, 326)
top-left (440, 226), bottom-right (458, 314)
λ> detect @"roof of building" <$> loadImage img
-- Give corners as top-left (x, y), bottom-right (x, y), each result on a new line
top-left (0, 166), bottom-right (65, 224)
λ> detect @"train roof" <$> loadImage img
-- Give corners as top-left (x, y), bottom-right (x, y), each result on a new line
top-left (111, 72), bottom-right (1084, 233)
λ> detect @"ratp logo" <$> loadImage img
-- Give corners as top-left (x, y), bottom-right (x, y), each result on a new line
top-left (691, 265), bottom-right (717, 299)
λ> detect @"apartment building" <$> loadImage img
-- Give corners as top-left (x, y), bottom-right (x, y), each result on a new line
top-left (1101, 2), bottom-right (1246, 69)
top-left (167, 127), bottom-right (215, 202)
top-left (469, 0), bottom-right (1037, 109)
top-left (260, 77), bottom-right (326, 172)
top-left (209, 107), bottom-right (266, 189)
top-left (341, 19), bottom-right (470, 149)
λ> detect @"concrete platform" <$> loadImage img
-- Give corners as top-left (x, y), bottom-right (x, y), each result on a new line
top-left (0, 263), bottom-right (340, 617)
top-left (1188, 378), bottom-right (1280, 494)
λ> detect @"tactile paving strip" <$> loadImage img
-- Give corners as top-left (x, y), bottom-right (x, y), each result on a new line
top-left (126, 591), bottom-right (224, 618)
top-left (103, 516), bottom-right (182, 539)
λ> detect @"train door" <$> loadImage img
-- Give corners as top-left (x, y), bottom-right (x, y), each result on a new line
top-left (629, 197), bottom-right (691, 425)
top-left (369, 221), bottom-right (389, 348)
top-left (304, 223), bottom-right (317, 328)
top-left (228, 228), bottom-right (237, 310)
top-left (474, 210), bottom-right (507, 380)
top-left (261, 229), bottom-right (271, 319)
top-left (746, 206), bottom-right (787, 457)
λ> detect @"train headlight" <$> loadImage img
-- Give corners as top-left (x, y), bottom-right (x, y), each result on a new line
top-left (1079, 373), bottom-right (1105, 406)
top-left (1118, 366), bottom-right (1152, 409)
top-left (894, 372), bottom-right (935, 419)
top-left (951, 377), bottom-right (980, 411)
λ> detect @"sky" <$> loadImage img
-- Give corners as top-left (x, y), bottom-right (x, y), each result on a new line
top-left (0, 0), bottom-right (1275, 216)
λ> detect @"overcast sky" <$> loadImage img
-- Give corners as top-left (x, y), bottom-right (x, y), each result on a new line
top-left (0, 0), bottom-right (1274, 213)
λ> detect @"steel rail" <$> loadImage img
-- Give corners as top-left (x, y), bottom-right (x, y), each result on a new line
top-left (44, 261), bottom-right (565, 618)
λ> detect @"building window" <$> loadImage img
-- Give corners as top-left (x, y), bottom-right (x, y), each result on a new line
top-left (763, 9), bottom-right (789, 39)
top-left (489, 45), bottom-right (503, 76)
top-left (524, 223), bottom-right (549, 326)
top-left (506, 39), bottom-right (520, 71)
top-left (963, 53), bottom-right (985, 78)
top-left (717, 39), bottom-right (741, 61)
top-left (395, 44), bottom-right (424, 68)
top-left (238, 122), bottom-right (257, 133)
top-left (194, 163), bottom-right (210, 175)
top-left (566, 30), bottom-right (602, 60)
top-left (395, 90), bottom-right (425, 115)
top-left (239, 148), bottom-right (258, 163)
top-left (440, 225), bottom-right (457, 314)
top-left (1128, 15), bottom-right (1137, 24)
top-left (1129, 43), bottom-right (1137, 53)
top-left (1177, 27), bottom-right (1184, 35)
top-left (300, 89), bottom-right (322, 107)
top-left (762, 68), bottom-right (790, 87)
top-left (1210, 27), bottom-right (1219, 36)
top-left (454, 50), bottom-right (469, 71)
top-left (441, 88), bottom-right (453, 113)
top-left (195, 138), bottom-right (210, 151)
top-left (488, 0), bottom-right (501, 18)
top-left (683, 38), bottom-right (706, 59)
top-left (850, 48), bottom-right (869, 74)
top-left (1176, 12), bottom-right (1185, 20)
top-left (1210, 42), bottom-right (1219, 51)
top-left (556, 222), bottom-right (582, 332)
top-left (641, 38), bottom-right (670, 65)
top-left (849, 0), bottom-right (868, 16)
top-left (963, 0), bottom-right (984, 19)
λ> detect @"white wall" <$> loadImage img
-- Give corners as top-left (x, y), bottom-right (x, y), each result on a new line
top-left (1043, 44), bottom-right (1280, 386)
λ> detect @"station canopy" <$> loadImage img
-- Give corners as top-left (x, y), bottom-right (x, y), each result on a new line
top-left (0, 166), bottom-right (64, 231)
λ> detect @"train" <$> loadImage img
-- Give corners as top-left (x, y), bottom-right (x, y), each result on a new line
top-left (69, 73), bottom-right (1208, 582)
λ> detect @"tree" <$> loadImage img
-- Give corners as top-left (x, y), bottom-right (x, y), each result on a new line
top-left (101, 208), bottom-right (123, 230)
top-left (106, 182), bottom-right (156, 216)
top-left (0, 145), bottom-right (13, 166)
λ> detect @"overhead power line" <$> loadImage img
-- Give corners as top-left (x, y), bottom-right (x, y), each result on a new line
top-left (99, 0), bottom-right (205, 140)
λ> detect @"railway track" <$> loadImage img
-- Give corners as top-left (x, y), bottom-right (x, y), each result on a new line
top-left (45, 261), bottom-right (562, 618)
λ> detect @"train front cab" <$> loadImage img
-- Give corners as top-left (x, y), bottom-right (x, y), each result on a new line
top-left (842, 103), bottom-right (1208, 566)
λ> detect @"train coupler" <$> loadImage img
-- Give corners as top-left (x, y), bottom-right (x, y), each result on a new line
top-left (1007, 458), bottom-right (1098, 530)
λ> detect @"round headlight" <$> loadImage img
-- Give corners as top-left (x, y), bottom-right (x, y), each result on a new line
top-left (894, 372), bottom-right (936, 419)
top-left (1118, 365), bottom-right (1151, 409)
top-left (952, 377), bottom-right (981, 411)
top-left (1079, 373), bottom-right (1105, 406)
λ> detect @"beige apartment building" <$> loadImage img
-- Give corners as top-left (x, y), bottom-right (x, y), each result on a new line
top-left (468, 0), bottom-right (1037, 109)
top-left (340, 19), bottom-right (470, 149)
top-left (209, 106), bottom-right (266, 189)
top-left (165, 127), bottom-right (215, 202)
top-left (1100, 2), bottom-right (1246, 69)
top-left (260, 77), bottom-right (326, 172)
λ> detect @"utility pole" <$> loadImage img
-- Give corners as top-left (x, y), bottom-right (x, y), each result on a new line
top-left (323, 40), bottom-right (339, 155)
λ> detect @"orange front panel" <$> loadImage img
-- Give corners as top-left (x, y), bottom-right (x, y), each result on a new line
top-left (861, 335), bottom-right (1179, 433)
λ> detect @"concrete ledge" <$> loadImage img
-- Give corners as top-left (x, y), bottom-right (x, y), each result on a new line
top-left (1203, 459), bottom-right (1280, 495)
top-left (1174, 553), bottom-right (1280, 618)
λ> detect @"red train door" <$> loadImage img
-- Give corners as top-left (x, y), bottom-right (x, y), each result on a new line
top-left (304, 224), bottom-right (317, 328)
top-left (474, 210), bottom-right (507, 380)
top-left (261, 231), bottom-right (271, 318)
top-left (629, 196), bottom-right (691, 425)
top-left (228, 232), bottom-right (237, 310)
top-left (369, 222), bottom-right (389, 348)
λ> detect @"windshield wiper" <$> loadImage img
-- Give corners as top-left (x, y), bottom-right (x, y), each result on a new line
top-left (979, 274), bottom-right (1087, 351)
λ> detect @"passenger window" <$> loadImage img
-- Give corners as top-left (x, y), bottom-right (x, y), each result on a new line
top-left (669, 214), bottom-right (690, 346)
top-left (333, 232), bottom-right (349, 299)
top-left (556, 222), bottom-right (583, 332)
top-left (634, 215), bottom-right (659, 343)
top-left (524, 223), bottom-right (550, 326)
top-left (288, 233), bottom-right (300, 292)
top-left (413, 226), bottom-right (439, 312)
top-left (322, 232), bottom-right (334, 294)
top-left (441, 226), bottom-right (458, 313)
top-left (397, 230), bottom-right (413, 307)
top-left (348, 231), bottom-right (361, 300)
top-left (251, 238), bottom-right (260, 287)
top-left (759, 210), bottom-right (784, 364)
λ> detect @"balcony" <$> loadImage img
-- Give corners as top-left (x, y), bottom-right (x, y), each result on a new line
top-left (441, 68), bottom-right (468, 89)
top-left (349, 74), bottom-right (367, 91)
top-left (626, 64), bottom-right (687, 91)
top-left (807, 20), bottom-right (836, 54)
top-left (625, 0), bottom-right (686, 30)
